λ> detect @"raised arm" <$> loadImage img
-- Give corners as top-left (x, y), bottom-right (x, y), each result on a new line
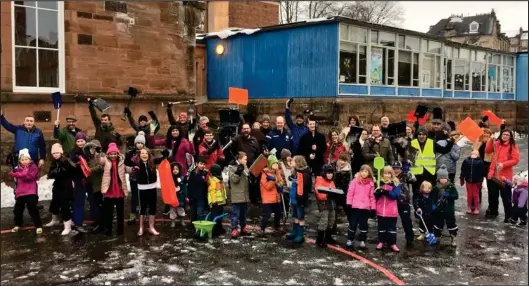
top-left (125, 109), bottom-right (139, 132)
top-left (88, 102), bottom-right (101, 127)
top-left (0, 115), bottom-right (17, 134)
top-left (167, 105), bottom-right (178, 126)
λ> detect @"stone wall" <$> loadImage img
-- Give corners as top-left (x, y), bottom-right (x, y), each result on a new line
top-left (228, 1), bottom-right (279, 29)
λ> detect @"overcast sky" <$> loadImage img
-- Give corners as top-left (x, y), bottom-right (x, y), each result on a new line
top-left (401, 1), bottom-right (528, 34)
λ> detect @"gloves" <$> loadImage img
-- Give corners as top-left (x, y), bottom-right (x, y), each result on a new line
top-left (161, 149), bottom-right (170, 159)
top-left (443, 192), bottom-right (451, 198)
top-left (374, 189), bottom-right (383, 199)
top-left (266, 175), bottom-right (276, 182)
top-left (286, 98), bottom-right (293, 109)
top-left (123, 107), bottom-right (131, 115)
top-left (235, 164), bottom-right (244, 176)
top-left (460, 178), bottom-right (465, 187)
top-left (278, 185), bottom-right (284, 193)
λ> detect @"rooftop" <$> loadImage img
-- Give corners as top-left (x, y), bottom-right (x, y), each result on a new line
top-left (427, 12), bottom-right (495, 37)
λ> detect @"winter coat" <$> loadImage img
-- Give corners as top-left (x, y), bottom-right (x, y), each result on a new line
top-left (53, 126), bottom-right (82, 156)
top-left (47, 157), bottom-right (75, 199)
top-left (83, 142), bottom-right (105, 193)
top-left (1, 115), bottom-right (46, 161)
top-left (134, 161), bottom-right (158, 187)
top-left (228, 162), bottom-right (251, 204)
top-left (231, 134), bottom-right (261, 167)
top-left (362, 136), bottom-right (394, 169)
top-left (150, 127), bottom-right (195, 175)
top-left (167, 106), bottom-right (196, 140)
top-left (9, 162), bottom-right (39, 199)
top-left (333, 162), bottom-right (352, 194)
top-left (101, 155), bottom-right (130, 197)
top-left (346, 178), bottom-right (376, 210)
top-left (298, 131), bottom-right (327, 175)
top-left (397, 172), bottom-right (416, 205)
top-left (125, 110), bottom-right (160, 138)
top-left (460, 157), bottom-right (485, 184)
top-left (485, 139), bottom-right (520, 181)
top-left (124, 148), bottom-right (140, 181)
top-left (314, 176), bottom-right (337, 211)
top-left (513, 183), bottom-right (528, 209)
top-left (324, 141), bottom-right (348, 165)
top-left (89, 104), bottom-right (122, 152)
top-left (350, 139), bottom-right (365, 175)
top-left (266, 128), bottom-right (293, 157)
top-left (433, 182), bottom-right (458, 214)
top-left (69, 147), bottom-right (89, 181)
top-left (340, 125), bottom-right (362, 148)
top-left (413, 192), bottom-right (437, 216)
top-left (199, 139), bottom-right (225, 171)
top-left (375, 181), bottom-right (400, 218)
top-left (260, 168), bottom-right (283, 204)
top-left (171, 162), bottom-right (187, 208)
top-left (193, 128), bottom-right (218, 157)
top-left (187, 169), bottom-right (209, 203)
top-left (436, 140), bottom-right (460, 174)
top-left (291, 166), bottom-right (312, 207)
top-left (208, 176), bottom-right (227, 207)
top-left (285, 108), bottom-right (308, 154)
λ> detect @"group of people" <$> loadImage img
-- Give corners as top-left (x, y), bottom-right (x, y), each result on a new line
top-left (1, 98), bottom-right (525, 252)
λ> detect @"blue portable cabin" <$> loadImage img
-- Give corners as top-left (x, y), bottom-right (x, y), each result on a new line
top-left (516, 52), bottom-right (528, 102)
top-left (199, 16), bottom-right (518, 101)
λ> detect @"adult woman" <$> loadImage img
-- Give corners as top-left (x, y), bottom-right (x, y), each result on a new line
top-left (324, 130), bottom-right (348, 164)
top-left (405, 125), bottom-right (414, 141)
top-left (350, 129), bottom-right (368, 175)
top-left (340, 116), bottom-right (361, 147)
top-left (484, 129), bottom-right (520, 221)
top-left (149, 125), bottom-right (194, 175)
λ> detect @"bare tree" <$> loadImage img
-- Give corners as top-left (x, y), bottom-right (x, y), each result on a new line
top-left (341, 1), bottom-right (404, 26)
top-left (279, 1), bottom-right (301, 24)
top-left (302, 1), bottom-right (347, 19)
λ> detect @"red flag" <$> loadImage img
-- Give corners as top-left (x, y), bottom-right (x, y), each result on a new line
top-left (79, 156), bottom-right (92, 178)
top-left (482, 110), bottom-right (503, 126)
top-left (406, 110), bottom-right (429, 125)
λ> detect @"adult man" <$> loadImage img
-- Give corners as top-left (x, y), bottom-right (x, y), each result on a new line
top-left (123, 108), bottom-right (159, 136)
top-left (409, 126), bottom-right (437, 197)
top-left (1, 113), bottom-right (46, 168)
top-left (362, 125), bottom-right (394, 170)
top-left (298, 117), bottom-right (327, 176)
top-left (260, 114), bottom-right (273, 137)
top-left (380, 116), bottom-right (390, 137)
top-left (193, 116), bottom-right (212, 156)
top-left (167, 104), bottom-right (196, 140)
top-left (53, 115), bottom-right (82, 156)
top-left (88, 98), bottom-right (122, 152)
top-left (231, 123), bottom-right (262, 204)
top-left (266, 116), bottom-right (293, 157)
top-left (285, 99), bottom-right (308, 154)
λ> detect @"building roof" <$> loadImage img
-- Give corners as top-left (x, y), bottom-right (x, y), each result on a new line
top-left (427, 13), bottom-right (494, 37)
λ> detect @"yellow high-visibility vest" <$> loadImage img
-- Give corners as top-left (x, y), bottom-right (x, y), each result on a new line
top-left (410, 139), bottom-right (436, 175)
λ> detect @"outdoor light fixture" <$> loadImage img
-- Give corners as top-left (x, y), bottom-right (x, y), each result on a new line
top-left (216, 44), bottom-right (225, 55)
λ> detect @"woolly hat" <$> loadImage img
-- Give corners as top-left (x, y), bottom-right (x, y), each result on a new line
top-left (436, 164), bottom-right (449, 180)
top-left (75, 132), bottom-right (87, 142)
top-left (513, 174), bottom-right (528, 186)
top-left (261, 114), bottom-right (271, 123)
top-left (18, 148), bottom-right (30, 160)
top-left (267, 155), bottom-right (279, 169)
top-left (51, 143), bottom-right (64, 154)
top-left (321, 164), bottom-right (334, 175)
top-left (135, 131), bottom-right (146, 145)
top-left (391, 161), bottom-right (403, 169)
top-left (106, 142), bottom-right (120, 154)
top-left (417, 126), bottom-right (428, 135)
top-left (138, 115), bottom-right (148, 123)
top-left (210, 164), bottom-right (223, 178)
top-left (280, 149), bottom-right (292, 160)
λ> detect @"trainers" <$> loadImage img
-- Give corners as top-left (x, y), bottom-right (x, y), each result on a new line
top-left (376, 242), bottom-right (384, 250)
top-left (45, 215), bottom-right (61, 227)
top-left (231, 229), bottom-right (240, 239)
top-left (12, 226), bottom-right (20, 233)
top-left (517, 220), bottom-right (527, 227)
top-left (390, 244), bottom-right (400, 252)
top-left (36, 228), bottom-right (43, 234)
top-left (345, 240), bottom-right (354, 248)
top-left (359, 241), bottom-right (366, 249)
top-left (417, 234), bottom-right (425, 241)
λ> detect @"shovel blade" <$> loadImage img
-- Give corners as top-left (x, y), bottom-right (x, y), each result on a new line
top-left (373, 156), bottom-right (385, 170)
top-left (93, 98), bottom-right (111, 113)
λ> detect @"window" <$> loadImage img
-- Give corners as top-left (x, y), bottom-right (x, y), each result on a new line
top-left (371, 30), bottom-right (379, 43)
top-left (469, 22), bottom-right (479, 33)
top-left (398, 35), bottom-right (405, 49)
top-left (428, 41), bottom-right (442, 54)
top-left (406, 36), bottom-right (420, 51)
top-left (398, 50), bottom-right (420, 87)
top-left (471, 62), bottom-right (486, 91)
top-left (370, 46), bottom-right (395, 85)
top-left (421, 54), bottom-right (440, 88)
top-left (502, 55), bottom-right (515, 93)
top-left (454, 59), bottom-right (469, 90)
top-left (12, 1), bottom-right (64, 93)
top-left (444, 46), bottom-right (453, 59)
top-left (379, 31), bottom-right (396, 47)
top-left (339, 25), bottom-right (368, 84)
top-left (444, 58), bottom-right (453, 89)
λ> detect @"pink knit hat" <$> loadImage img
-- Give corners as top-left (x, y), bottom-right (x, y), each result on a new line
top-left (51, 143), bottom-right (64, 154)
top-left (106, 142), bottom-right (120, 154)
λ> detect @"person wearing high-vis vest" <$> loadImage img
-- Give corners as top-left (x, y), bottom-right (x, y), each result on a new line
top-left (409, 126), bottom-right (437, 202)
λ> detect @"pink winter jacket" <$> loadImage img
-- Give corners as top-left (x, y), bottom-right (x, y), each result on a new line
top-left (346, 178), bottom-right (376, 210)
top-left (375, 182), bottom-right (400, 218)
top-left (9, 162), bottom-right (39, 199)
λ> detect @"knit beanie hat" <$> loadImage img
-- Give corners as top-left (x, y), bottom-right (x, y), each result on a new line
top-left (267, 155), bottom-right (279, 169)
top-left (75, 132), bottom-right (87, 142)
top-left (321, 164), bottom-right (334, 175)
top-left (106, 142), bottom-right (120, 154)
top-left (391, 161), bottom-right (402, 169)
top-left (437, 164), bottom-right (449, 180)
top-left (138, 115), bottom-right (148, 123)
top-left (280, 149), bottom-right (292, 161)
top-left (135, 131), bottom-right (146, 145)
top-left (210, 164), bottom-right (222, 178)
top-left (18, 148), bottom-right (30, 160)
top-left (417, 126), bottom-right (428, 135)
top-left (261, 114), bottom-right (271, 123)
top-left (51, 143), bottom-right (64, 154)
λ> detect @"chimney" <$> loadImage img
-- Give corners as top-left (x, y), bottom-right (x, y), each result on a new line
top-left (429, 25), bottom-right (434, 31)
top-left (491, 8), bottom-right (495, 18)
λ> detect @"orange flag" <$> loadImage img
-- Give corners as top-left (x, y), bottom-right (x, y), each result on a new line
top-left (228, 87), bottom-right (249, 106)
top-left (482, 110), bottom-right (503, 126)
top-left (456, 117), bottom-right (483, 142)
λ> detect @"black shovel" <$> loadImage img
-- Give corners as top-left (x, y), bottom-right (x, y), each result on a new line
top-left (121, 87), bottom-right (138, 121)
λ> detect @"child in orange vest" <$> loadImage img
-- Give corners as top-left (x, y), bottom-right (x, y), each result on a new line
top-left (259, 155), bottom-right (284, 234)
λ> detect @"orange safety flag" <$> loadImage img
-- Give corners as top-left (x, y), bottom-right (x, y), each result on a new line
top-left (79, 156), bottom-right (92, 178)
top-left (406, 110), bottom-right (429, 125)
top-left (228, 87), bottom-right (249, 106)
top-left (482, 110), bottom-right (503, 126)
top-left (456, 117), bottom-right (483, 143)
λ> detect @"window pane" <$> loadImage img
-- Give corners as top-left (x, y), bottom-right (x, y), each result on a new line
top-left (38, 10), bottom-right (58, 49)
top-left (435, 55), bottom-right (441, 87)
top-left (14, 6), bottom-right (37, 47)
top-left (444, 59), bottom-right (452, 89)
top-left (492, 54), bottom-right (501, 64)
top-left (340, 50), bottom-right (357, 83)
top-left (472, 62), bottom-right (485, 91)
top-left (398, 35), bottom-right (405, 49)
top-left (444, 46), bottom-right (452, 58)
top-left (340, 41), bottom-right (355, 52)
top-left (488, 64), bottom-right (499, 92)
top-left (359, 45), bottom-right (367, 76)
top-left (38, 50), bottom-right (59, 87)
top-left (15, 47), bottom-right (37, 86)
top-left (371, 30), bottom-right (379, 44)
top-left (429, 41), bottom-right (442, 54)
top-left (388, 49), bottom-right (395, 79)
top-left (504, 55), bottom-right (514, 66)
top-left (37, 1), bottom-right (57, 9)
top-left (422, 54), bottom-right (435, 88)
top-left (398, 50), bottom-right (411, 86)
top-left (454, 60), bottom-right (468, 90)
top-left (413, 53), bottom-right (419, 86)
top-left (14, 1), bottom-right (35, 6)
top-left (380, 31), bottom-right (395, 47)
top-left (339, 24), bottom-right (348, 40)
top-left (502, 67), bottom-right (512, 92)
top-left (459, 48), bottom-right (469, 59)
top-left (370, 46), bottom-right (383, 84)
top-left (349, 26), bottom-right (367, 43)
top-left (421, 39), bottom-right (428, 53)
top-left (476, 51), bottom-right (486, 63)
top-left (407, 36), bottom-right (419, 51)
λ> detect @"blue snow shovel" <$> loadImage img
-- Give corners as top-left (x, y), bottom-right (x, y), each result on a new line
top-left (415, 210), bottom-right (437, 245)
top-left (51, 91), bottom-right (62, 121)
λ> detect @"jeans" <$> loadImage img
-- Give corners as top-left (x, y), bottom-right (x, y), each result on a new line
top-left (377, 216), bottom-right (397, 245)
top-left (73, 179), bottom-right (98, 226)
top-left (487, 179), bottom-right (513, 218)
top-left (231, 203), bottom-right (248, 230)
top-left (261, 203), bottom-right (282, 230)
top-left (103, 197), bottom-right (124, 235)
top-left (398, 204), bottom-right (414, 242)
top-left (291, 205), bottom-right (305, 221)
top-left (347, 208), bottom-right (370, 241)
top-left (14, 194), bottom-right (42, 228)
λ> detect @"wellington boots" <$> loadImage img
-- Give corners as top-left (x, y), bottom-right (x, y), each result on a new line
top-left (46, 215), bottom-right (61, 227)
top-left (316, 231), bottom-right (326, 248)
top-left (137, 215), bottom-right (144, 236)
top-left (148, 215), bottom-right (159, 236)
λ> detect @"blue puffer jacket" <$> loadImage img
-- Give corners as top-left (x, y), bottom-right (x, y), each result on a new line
top-left (1, 115), bottom-right (46, 161)
top-left (266, 128), bottom-right (293, 156)
top-left (284, 108), bottom-right (308, 154)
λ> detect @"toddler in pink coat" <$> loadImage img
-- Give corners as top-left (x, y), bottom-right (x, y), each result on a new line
top-left (345, 164), bottom-right (375, 249)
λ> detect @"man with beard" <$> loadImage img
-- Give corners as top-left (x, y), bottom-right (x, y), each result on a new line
top-left (380, 116), bottom-right (391, 137)
top-left (167, 104), bottom-right (196, 140)
top-left (54, 115), bottom-right (83, 156)
top-left (88, 98), bottom-right (122, 152)
top-left (260, 115), bottom-right (273, 136)
top-left (231, 123), bottom-right (262, 204)
top-left (298, 117), bottom-right (327, 176)
top-left (285, 99), bottom-right (308, 154)
top-left (362, 125), bottom-right (394, 171)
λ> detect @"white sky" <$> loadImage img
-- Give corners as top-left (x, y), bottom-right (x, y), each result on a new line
top-left (400, 1), bottom-right (528, 34)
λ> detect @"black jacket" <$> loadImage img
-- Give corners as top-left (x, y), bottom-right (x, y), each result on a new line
top-left (48, 157), bottom-right (75, 199)
top-left (298, 130), bottom-right (327, 176)
top-left (134, 161), bottom-right (158, 185)
top-left (187, 169), bottom-right (209, 202)
top-left (460, 157), bottom-right (485, 184)
top-left (232, 134), bottom-right (261, 167)
top-left (167, 106), bottom-right (196, 140)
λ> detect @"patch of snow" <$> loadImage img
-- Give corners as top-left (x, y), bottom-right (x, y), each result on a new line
top-left (241, 28), bottom-right (260, 35)
top-left (422, 267), bottom-right (439, 275)
top-left (160, 277), bottom-right (174, 284)
top-left (305, 17), bottom-right (332, 23)
top-left (333, 278), bottom-right (344, 285)
top-left (285, 279), bottom-right (303, 285)
top-left (449, 17), bottom-right (463, 23)
top-left (166, 265), bottom-right (184, 273)
top-left (282, 260), bottom-right (294, 264)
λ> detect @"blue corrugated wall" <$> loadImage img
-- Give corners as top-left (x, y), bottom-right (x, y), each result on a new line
top-left (206, 23), bottom-right (339, 99)
top-left (516, 53), bottom-right (528, 102)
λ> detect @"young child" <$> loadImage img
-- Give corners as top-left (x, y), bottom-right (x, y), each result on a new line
top-left (124, 131), bottom-right (146, 225)
top-left (9, 149), bottom-right (42, 234)
top-left (83, 140), bottom-right (106, 233)
top-left (46, 143), bottom-right (75, 235)
top-left (460, 150), bottom-right (485, 215)
top-left (510, 174), bottom-right (528, 226)
top-left (279, 149), bottom-right (293, 216)
top-left (314, 164), bottom-right (339, 248)
top-left (208, 164), bottom-right (227, 236)
top-left (170, 162), bottom-right (187, 227)
top-left (187, 157), bottom-right (209, 223)
top-left (392, 161), bottom-right (416, 246)
top-left (433, 165), bottom-right (459, 247)
top-left (101, 143), bottom-right (131, 236)
top-left (228, 152), bottom-right (251, 238)
top-left (134, 148), bottom-right (159, 236)
top-left (345, 164), bottom-right (375, 249)
top-left (259, 155), bottom-right (284, 235)
top-left (374, 166), bottom-right (401, 252)
top-left (413, 181), bottom-right (436, 241)
top-left (331, 152), bottom-right (353, 234)
top-left (286, 155), bottom-right (312, 244)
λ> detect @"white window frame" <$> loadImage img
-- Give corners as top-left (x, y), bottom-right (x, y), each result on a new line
top-left (11, 1), bottom-right (65, 94)
top-left (469, 21), bottom-right (479, 33)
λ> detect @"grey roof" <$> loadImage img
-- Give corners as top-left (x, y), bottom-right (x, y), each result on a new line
top-left (427, 14), bottom-right (494, 37)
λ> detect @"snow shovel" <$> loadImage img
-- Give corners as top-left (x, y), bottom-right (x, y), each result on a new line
top-left (92, 98), bottom-right (111, 113)
top-left (373, 156), bottom-right (385, 189)
top-left (121, 87), bottom-right (138, 121)
top-left (51, 91), bottom-right (62, 121)
top-left (186, 153), bottom-right (195, 177)
top-left (415, 210), bottom-right (437, 245)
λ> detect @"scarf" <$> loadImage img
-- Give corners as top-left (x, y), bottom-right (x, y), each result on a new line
top-left (359, 138), bottom-right (365, 147)
top-left (360, 177), bottom-right (371, 185)
top-left (381, 178), bottom-right (392, 184)
top-left (109, 159), bottom-right (121, 196)
top-left (373, 135), bottom-right (383, 144)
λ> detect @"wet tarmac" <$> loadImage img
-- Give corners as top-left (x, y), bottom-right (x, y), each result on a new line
top-left (1, 141), bottom-right (527, 285)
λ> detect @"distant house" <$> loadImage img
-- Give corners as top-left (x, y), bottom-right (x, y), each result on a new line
top-left (507, 28), bottom-right (528, 53)
top-left (427, 9), bottom-right (510, 52)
